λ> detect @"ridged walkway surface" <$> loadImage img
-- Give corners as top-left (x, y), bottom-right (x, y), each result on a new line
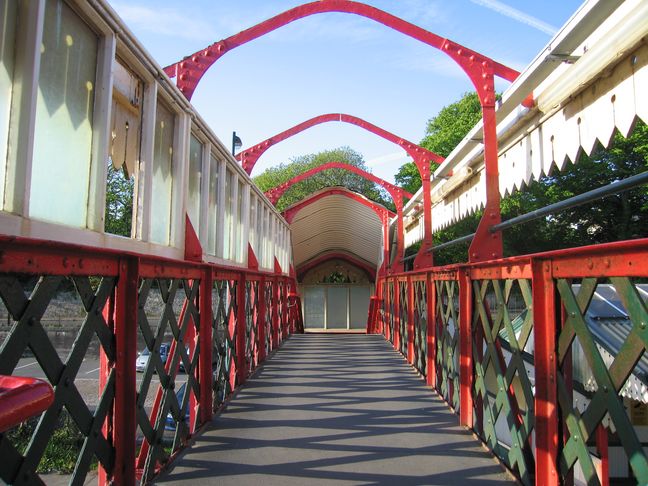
top-left (157, 334), bottom-right (513, 485)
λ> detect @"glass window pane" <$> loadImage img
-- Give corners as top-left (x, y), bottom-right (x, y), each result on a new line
top-left (150, 100), bottom-right (174, 245)
top-left (249, 195), bottom-right (256, 258)
top-left (303, 287), bottom-right (325, 329)
top-left (187, 133), bottom-right (202, 235)
top-left (236, 180), bottom-right (243, 262)
top-left (223, 169), bottom-right (232, 260)
top-left (0, 0), bottom-right (17, 208)
top-left (30, 0), bottom-right (97, 227)
top-left (327, 287), bottom-right (348, 329)
top-left (350, 286), bottom-right (371, 329)
top-left (207, 154), bottom-right (219, 255)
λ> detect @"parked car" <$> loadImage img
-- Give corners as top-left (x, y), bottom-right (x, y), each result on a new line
top-left (135, 343), bottom-right (170, 372)
top-left (165, 382), bottom-right (189, 431)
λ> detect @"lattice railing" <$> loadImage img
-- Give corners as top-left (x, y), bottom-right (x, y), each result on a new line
top-left (0, 237), bottom-right (299, 485)
top-left (372, 240), bottom-right (648, 486)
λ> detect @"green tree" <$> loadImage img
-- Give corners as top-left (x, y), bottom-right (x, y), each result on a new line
top-left (400, 91), bottom-right (648, 266)
top-left (104, 163), bottom-right (134, 237)
top-left (254, 146), bottom-right (394, 212)
top-left (395, 92), bottom-right (483, 196)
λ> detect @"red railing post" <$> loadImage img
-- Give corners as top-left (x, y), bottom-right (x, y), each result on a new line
top-left (98, 291), bottom-right (115, 486)
top-left (394, 277), bottom-right (401, 353)
top-left (459, 268), bottom-right (473, 427)
top-left (199, 267), bottom-right (213, 424)
top-left (426, 272), bottom-right (437, 389)
top-left (236, 272), bottom-right (247, 386)
top-left (532, 259), bottom-right (559, 485)
top-left (258, 276), bottom-right (267, 362)
top-left (113, 257), bottom-right (138, 486)
top-left (407, 276), bottom-right (415, 363)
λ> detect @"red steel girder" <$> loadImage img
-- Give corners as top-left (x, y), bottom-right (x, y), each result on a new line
top-left (164, 1), bottom-right (520, 102)
top-left (237, 113), bottom-right (444, 176)
top-left (264, 161), bottom-right (411, 206)
top-left (0, 376), bottom-right (54, 433)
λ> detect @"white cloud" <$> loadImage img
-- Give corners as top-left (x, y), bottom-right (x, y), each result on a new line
top-left (110, 3), bottom-right (218, 42)
top-left (469, 0), bottom-right (558, 35)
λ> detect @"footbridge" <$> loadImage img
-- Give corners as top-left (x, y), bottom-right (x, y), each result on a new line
top-left (0, 0), bottom-right (647, 485)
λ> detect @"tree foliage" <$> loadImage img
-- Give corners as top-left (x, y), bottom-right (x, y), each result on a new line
top-left (104, 163), bottom-right (134, 237)
top-left (397, 91), bottom-right (648, 266)
top-left (253, 146), bottom-right (394, 212)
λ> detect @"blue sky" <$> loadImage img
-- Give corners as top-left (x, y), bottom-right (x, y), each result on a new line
top-left (109, 0), bottom-right (581, 183)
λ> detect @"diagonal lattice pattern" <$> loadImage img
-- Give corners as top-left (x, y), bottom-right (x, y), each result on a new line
top-left (212, 279), bottom-right (237, 409)
top-left (136, 277), bottom-right (200, 483)
top-left (245, 280), bottom-right (259, 372)
top-left (556, 277), bottom-right (648, 485)
top-left (0, 274), bottom-right (116, 485)
top-left (398, 281), bottom-right (408, 356)
top-left (412, 279), bottom-right (427, 375)
top-left (435, 279), bottom-right (460, 412)
top-left (472, 278), bottom-right (534, 485)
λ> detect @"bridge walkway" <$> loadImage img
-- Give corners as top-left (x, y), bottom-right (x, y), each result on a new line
top-left (157, 334), bottom-right (512, 485)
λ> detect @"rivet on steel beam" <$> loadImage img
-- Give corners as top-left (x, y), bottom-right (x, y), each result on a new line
top-left (640, 321), bottom-right (646, 330)
top-left (79, 259), bottom-right (84, 268)
top-left (62, 257), bottom-right (68, 268)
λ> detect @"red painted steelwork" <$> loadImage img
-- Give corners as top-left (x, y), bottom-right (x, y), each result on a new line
top-left (458, 268), bottom-right (473, 427)
top-left (237, 113), bottom-right (444, 175)
top-left (164, 1), bottom-right (519, 100)
top-left (0, 376), bottom-right (54, 433)
top-left (532, 259), bottom-right (559, 485)
top-left (199, 269), bottom-right (214, 424)
top-left (425, 272), bottom-right (436, 388)
top-left (296, 251), bottom-right (377, 282)
top-left (265, 161), bottom-right (412, 205)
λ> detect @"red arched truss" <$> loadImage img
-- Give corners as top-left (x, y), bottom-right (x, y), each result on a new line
top-left (265, 161), bottom-right (412, 207)
top-left (237, 113), bottom-right (444, 175)
top-left (164, 1), bottom-right (519, 104)
top-left (296, 251), bottom-right (377, 282)
top-left (283, 187), bottom-right (393, 224)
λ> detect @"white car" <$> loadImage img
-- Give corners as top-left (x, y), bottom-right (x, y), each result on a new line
top-left (136, 344), bottom-right (170, 372)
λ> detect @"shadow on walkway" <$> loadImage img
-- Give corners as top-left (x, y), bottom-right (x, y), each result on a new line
top-left (156, 334), bottom-right (513, 485)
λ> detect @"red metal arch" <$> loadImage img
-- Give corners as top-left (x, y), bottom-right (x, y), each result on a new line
top-left (296, 251), bottom-right (377, 282)
top-left (264, 161), bottom-right (412, 206)
top-left (165, 0), bottom-right (522, 264)
top-left (164, 1), bottom-right (519, 104)
top-left (237, 113), bottom-right (444, 175)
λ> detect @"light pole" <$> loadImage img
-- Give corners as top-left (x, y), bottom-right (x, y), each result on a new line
top-left (232, 131), bottom-right (242, 156)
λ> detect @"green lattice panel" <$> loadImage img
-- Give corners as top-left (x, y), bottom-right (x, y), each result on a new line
top-left (245, 281), bottom-right (259, 373)
top-left (264, 281), bottom-right (273, 353)
top-left (136, 277), bottom-right (200, 482)
top-left (212, 279), bottom-right (237, 409)
top-left (399, 281), bottom-right (408, 356)
top-left (435, 279), bottom-right (460, 411)
top-left (388, 281), bottom-right (395, 345)
top-left (413, 279), bottom-right (427, 375)
top-left (556, 278), bottom-right (648, 485)
top-left (471, 278), bottom-right (534, 485)
top-left (0, 275), bottom-right (116, 485)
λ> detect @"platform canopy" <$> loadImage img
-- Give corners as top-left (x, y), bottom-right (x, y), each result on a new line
top-left (284, 187), bottom-right (388, 278)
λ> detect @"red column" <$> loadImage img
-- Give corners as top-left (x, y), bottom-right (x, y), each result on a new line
top-left (272, 278), bottom-right (280, 349)
top-left (407, 276), bottom-right (415, 364)
top-left (426, 272), bottom-right (437, 388)
top-left (393, 278), bottom-right (401, 352)
top-left (98, 292), bottom-right (115, 486)
top-left (459, 269), bottom-right (473, 427)
top-left (596, 424), bottom-right (609, 486)
top-left (113, 258), bottom-right (138, 486)
top-left (532, 259), bottom-right (559, 485)
top-left (236, 273), bottom-right (247, 386)
top-left (414, 160), bottom-right (434, 270)
top-left (199, 268), bottom-right (213, 424)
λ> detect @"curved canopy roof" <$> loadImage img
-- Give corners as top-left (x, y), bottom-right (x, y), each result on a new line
top-left (285, 187), bottom-right (387, 273)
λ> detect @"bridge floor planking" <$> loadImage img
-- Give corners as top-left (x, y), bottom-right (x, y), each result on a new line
top-left (156, 334), bottom-right (513, 485)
